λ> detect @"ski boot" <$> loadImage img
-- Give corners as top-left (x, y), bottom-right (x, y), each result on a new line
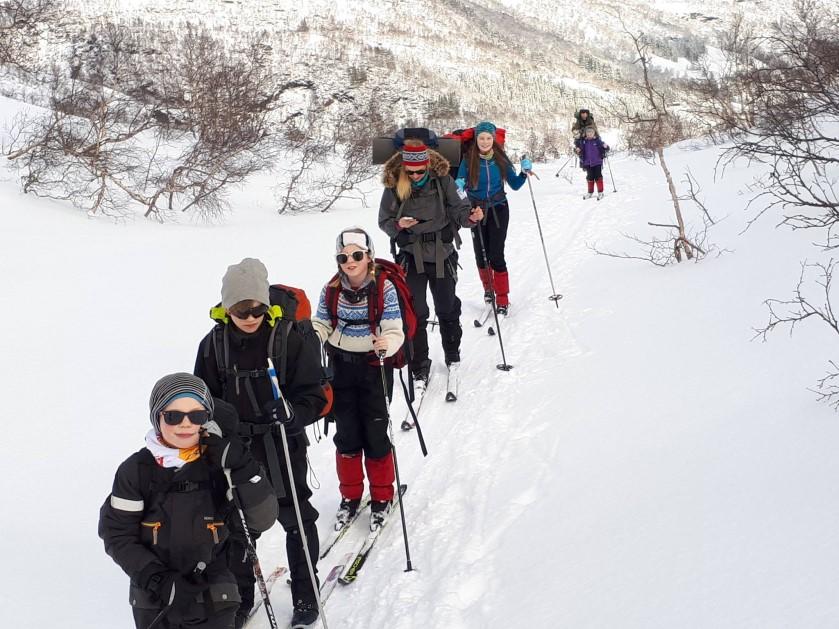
top-left (334, 497), bottom-right (360, 531)
top-left (596, 192), bottom-right (604, 200)
top-left (291, 599), bottom-right (319, 628)
top-left (370, 500), bottom-right (392, 531)
top-left (583, 192), bottom-right (593, 199)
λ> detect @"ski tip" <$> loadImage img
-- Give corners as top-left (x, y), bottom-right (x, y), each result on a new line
top-left (488, 327), bottom-right (496, 336)
top-left (445, 392), bottom-right (457, 402)
top-left (473, 319), bottom-right (482, 327)
top-left (401, 420), bottom-right (414, 431)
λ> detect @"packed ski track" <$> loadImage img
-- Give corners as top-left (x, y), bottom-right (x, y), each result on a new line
top-left (3, 89), bottom-right (839, 629)
top-left (247, 157), bottom-right (635, 629)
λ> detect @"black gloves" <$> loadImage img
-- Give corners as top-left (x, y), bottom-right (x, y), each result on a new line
top-left (395, 230), bottom-right (412, 247)
top-left (200, 429), bottom-right (251, 471)
top-left (141, 564), bottom-right (207, 610)
top-left (263, 399), bottom-right (303, 436)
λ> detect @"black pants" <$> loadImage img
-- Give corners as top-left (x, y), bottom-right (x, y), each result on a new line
top-left (332, 357), bottom-right (394, 459)
top-left (133, 605), bottom-right (237, 629)
top-left (231, 433), bottom-right (319, 611)
top-left (585, 165), bottom-right (603, 181)
top-left (470, 200), bottom-right (510, 272)
top-left (404, 252), bottom-right (463, 367)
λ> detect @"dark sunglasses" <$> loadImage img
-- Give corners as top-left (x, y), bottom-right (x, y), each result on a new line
top-left (229, 303), bottom-right (269, 319)
top-left (161, 409), bottom-right (211, 426)
top-left (405, 168), bottom-right (427, 177)
top-left (336, 251), bottom-right (366, 264)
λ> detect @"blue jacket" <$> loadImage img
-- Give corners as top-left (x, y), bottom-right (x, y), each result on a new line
top-left (457, 157), bottom-right (527, 202)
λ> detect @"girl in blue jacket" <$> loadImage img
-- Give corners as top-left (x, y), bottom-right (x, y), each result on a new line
top-left (455, 121), bottom-right (532, 315)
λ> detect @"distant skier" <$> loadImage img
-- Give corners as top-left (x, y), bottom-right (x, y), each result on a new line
top-left (99, 373), bottom-right (278, 629)
top-left (311, 227), bottom-right (404, 532)
top-left (194, 258), bottom-right (326, 629)
top-left (571, 108), bottom-right (598, 140)
top-left (455, 120), bottom-right (532, 316)
top-left (574, 126), bottom-right (610, 200)
top-left (378, 139), bottom-right (483, 391)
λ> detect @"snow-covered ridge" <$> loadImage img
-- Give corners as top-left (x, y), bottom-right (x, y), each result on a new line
top-left (42, 0), bottom-right (798, 144)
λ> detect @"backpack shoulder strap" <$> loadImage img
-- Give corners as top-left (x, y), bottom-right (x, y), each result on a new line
top-left (394, 196), bottom-right (408, 220)
top-left (134, 449), bottom-right (170, 507)
top-left (367, 272), bottom-right (387, 334)
top-left (324, 277), bottom-right (341, 329)
top-left (434, 176), bottom-right (463, 249)
top-left (207, 323), bottom-right (228, 381)
top-left (268, 318), bottom-right (295, 387)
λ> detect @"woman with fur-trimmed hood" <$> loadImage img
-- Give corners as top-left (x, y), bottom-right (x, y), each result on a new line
top-left (572, 108), bottom-right (598, 140)
top-left (378, 140), bottom-right (483, 389)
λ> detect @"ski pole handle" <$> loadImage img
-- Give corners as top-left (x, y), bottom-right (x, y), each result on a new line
top-left (266, 358), bottom-right (292, 419)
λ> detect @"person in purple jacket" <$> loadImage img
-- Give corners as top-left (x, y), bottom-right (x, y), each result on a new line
top-left (574, 126), bottom-right (610, 200)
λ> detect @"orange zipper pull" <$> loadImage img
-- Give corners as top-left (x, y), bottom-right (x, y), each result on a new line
top-left (142, 521), bottom-right (162, 545)
top-left (206, 522), bottom-right (224, 543)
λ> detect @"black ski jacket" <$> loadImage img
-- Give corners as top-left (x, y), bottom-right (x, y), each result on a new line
top-left (98, 448), bottom-right (277, 610)
top-left (195, 318), bottom-right (326, 427)
top-left (195, 318), bottom-right (326, 497)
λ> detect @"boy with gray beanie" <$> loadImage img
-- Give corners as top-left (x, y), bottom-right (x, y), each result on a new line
top-left (98, 373), bottom-right (277, 629)
top-left (195, 258), bottom-right (327, 629)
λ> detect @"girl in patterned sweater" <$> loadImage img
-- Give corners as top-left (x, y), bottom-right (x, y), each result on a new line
top-left (312, 226), bottom-right (404, 531)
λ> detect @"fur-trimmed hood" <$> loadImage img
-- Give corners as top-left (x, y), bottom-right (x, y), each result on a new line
top-left (382, 148), bottom-right (451, 188)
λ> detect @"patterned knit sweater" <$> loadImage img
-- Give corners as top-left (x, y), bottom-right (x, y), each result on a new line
top-left (312, 278), bottom-right (404, 358)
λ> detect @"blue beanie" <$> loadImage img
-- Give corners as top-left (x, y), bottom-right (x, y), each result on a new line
top-left (474, 121), bottom-right (497, 137)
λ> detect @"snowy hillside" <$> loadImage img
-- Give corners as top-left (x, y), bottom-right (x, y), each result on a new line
top-left (1, 91), bottom-right (838, 629)
top-left (7, 0), bottom-right (799, 145)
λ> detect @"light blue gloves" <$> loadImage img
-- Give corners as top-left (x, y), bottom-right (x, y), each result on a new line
top-left (455, 177), bottom-right (466, 192)
top-left (520, 158), bottom-right (533, 173)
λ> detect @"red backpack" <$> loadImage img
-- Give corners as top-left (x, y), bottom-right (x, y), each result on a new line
top-left (324, 259), bottom-right (418, 369)
top-left (444, 127), bottom-right (507, 178)
top-left (446, 126), bottom-right (507, 148)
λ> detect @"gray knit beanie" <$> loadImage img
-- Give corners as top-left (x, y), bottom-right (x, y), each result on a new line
top-left (149, 372), bottom-right (214, 432)
top-left (221, 258), bottom-right (270, 309)
top-left (336, 226), bottom-right (375, 259)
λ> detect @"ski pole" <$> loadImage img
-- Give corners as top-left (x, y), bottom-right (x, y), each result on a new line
top-left (266, 358), bottom-right (329, 629)
top-left (379, 351), bottom-right (414, 572)
top-left (213, 426), bottom-right (280, 629)
top-left (554, 156), bottom-right (572, 177)
top-left (398, 369), bottom-right (428, 456)
top-left (606, 155), bottom-right (617, 192)
top-left (522, 155), bottom-right (563, 307)
top-left (475, 222), bottom-right (513, 371)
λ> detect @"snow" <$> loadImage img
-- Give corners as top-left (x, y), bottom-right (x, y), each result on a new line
top-left (2, 92), bottom-right (838, 629)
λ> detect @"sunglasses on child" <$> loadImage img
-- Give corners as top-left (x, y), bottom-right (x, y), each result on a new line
top-left (405, 168), bottom-right (427, 177)
top-left (336, 251), bottom-right (366, 264)
top-left (161, 409), bottom-right (211, 426)
top-left (229, 304), bottom-right (269, 319)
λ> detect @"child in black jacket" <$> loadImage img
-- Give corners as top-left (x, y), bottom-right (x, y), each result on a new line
top-left (99, 373), bottom-right (277, 629)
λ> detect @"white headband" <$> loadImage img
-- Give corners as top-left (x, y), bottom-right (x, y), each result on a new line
top-left (341, 231), bottom-right (369, 251)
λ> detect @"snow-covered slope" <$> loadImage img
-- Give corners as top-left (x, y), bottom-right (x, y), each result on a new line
top-left (1, 93), bottom-right (838, 628)
top-left (14, 0), bottom-right (795, 145)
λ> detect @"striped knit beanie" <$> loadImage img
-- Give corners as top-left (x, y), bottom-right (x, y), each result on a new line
top-left (148, 372), bottom-right (214, 432)
top-left (474, 121), bottom-right (497, 137)
top-left (402, 143), bottom-right (429, 167)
